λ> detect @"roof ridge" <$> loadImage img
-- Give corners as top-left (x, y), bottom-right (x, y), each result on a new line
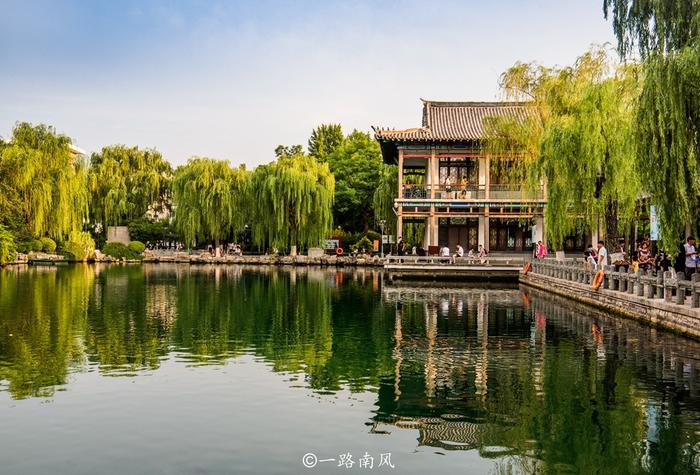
top-left (421, 99), bottom-right (530, 107)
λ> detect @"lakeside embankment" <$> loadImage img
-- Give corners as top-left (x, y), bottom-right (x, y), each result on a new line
top-left (520, 258), bottom-right (700, 339)
top-left (3, 252), bottom-right (386, 267)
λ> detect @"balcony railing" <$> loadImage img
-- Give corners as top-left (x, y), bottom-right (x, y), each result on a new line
top-left (400, 184), bottom-right (544, 201)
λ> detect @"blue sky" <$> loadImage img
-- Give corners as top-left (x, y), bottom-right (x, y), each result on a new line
top-left (1, 0), bottom-right (616, 167)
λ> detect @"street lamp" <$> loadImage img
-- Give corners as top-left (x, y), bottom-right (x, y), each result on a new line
top-left (379, 219), bottom-right (386, 258)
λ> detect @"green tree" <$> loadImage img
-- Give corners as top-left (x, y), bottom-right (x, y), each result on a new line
top-left (604, 1), bottom-right (700, 246)
top-left (373, 164), bottom-right (398, 236)
top-left (486, 47), bottom-right (641, 247)
top-left (172, 157), bottom-right (249, 248)
top-left (274, 144), bottom-right (303, 159)
top-left (250, 153), bottom-right (334, 252)
top-left (308, 124), bottom-right (344, 161)
top-left (325, 130), bottom-right (382, 232)
top-left (0, 122), bottom-right (88, 241)
top-left (88, 145), bottom-right (172, 227)
top-left (0, 224), bottom-right (17, 265)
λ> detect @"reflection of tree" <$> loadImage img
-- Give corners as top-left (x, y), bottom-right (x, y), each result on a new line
top-left (0, 265), bottom-right (91, 399)
top-left (377, 287), bottom-right (700, 473)
top-left (172, 269), bottom-right (336, 377)
top-left (85, 265), bottom-right (169, 373)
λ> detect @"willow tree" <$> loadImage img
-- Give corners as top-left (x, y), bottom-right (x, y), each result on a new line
top-left (88, 145), bottom-right (172, 227)
top-left (172, 157), bottom-right (249, 248)
top-left (0, 122), bottom-right (88, 241)
top-left (604, 0), bottom-right (700, 247)
top-left (485, 47), bottom-right (641, 247)
top-left (372, 163), bottom-right (397, 235)
top-left (250, 153), bottom-right (334, 253)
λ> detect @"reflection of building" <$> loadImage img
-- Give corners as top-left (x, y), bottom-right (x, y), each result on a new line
top-left (374, 100), bottom-right (587, 252)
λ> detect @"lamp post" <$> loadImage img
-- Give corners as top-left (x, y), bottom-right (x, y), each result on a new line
top-left (379, 219), bottom-right (386, 258)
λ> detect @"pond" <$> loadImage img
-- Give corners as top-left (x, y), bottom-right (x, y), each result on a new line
top-left (0, 264), bottom-right (699, 474)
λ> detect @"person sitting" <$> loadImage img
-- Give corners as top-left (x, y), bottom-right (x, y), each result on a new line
top-left (441, 245), bottom-right (450, 257)
top-left (402, 179), bottom-right (413, 198)
top-left (444, 175), bottom-right (454, 199)
top-left (477, 244), bottom-right (488, 263)
top-left (637, 241), bottom-right (654, 271)
top-left (584, 250), bottom-right (597, 269)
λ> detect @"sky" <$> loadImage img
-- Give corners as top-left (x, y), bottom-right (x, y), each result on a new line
top-left (0, 0), bottom-right (616, 167)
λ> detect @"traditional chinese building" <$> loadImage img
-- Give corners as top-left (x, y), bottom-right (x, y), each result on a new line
top-left (374, 100), bottom-right (550, 253)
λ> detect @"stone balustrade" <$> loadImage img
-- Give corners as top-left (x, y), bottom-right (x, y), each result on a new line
top-left (529, 258), bottom-right (700, 310)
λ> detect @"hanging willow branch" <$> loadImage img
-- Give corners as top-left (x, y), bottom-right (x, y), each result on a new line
top-left (172, 157), bottom-right (250, 247)
top-left (604, 1), bottom-right (700, 248)
top-left (0, 122), bottom-right (88, 240)
top-left (88, 145), bottom-right (172, 227)
top-left (485, 47), bottom-right (641, 248)
top-left (250, 153), bottom-right (334, 251)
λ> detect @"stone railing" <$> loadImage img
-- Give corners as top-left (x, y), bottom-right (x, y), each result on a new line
top-left (528, 258), bottom-right (700, 309)
top-left (386, 255), bottom-right (526, 267)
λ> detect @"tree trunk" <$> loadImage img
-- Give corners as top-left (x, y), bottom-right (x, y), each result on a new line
top-left (605, 200), bottom-right (619, 248)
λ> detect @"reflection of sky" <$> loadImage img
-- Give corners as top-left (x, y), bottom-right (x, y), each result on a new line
top-left (1, 0), bottom-right (616, 166)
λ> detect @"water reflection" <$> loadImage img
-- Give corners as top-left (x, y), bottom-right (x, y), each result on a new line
top-left (0, 264), bottom-right (699, 473)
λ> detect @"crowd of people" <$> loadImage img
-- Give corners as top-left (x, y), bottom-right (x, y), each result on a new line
top-left (580, 235), bottom-right (693, 276)
top-left (395, 238), bottom-right (488, 260)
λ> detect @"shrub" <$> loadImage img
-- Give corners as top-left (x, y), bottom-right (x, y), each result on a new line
top-left (40, 237), bottom-right (57, 253)
top-left (15, 241), bottom-right (32, 253)
top-left (0, 225), bottom-right (17, 265)
top-left (366, 230), bottom-right (381, 242)
top-left (62, 231), bottom-right (96, 262)
top-left (128, 241), bottom-right (146, 254)
top-left (102, 242), bottom-right (141, 260)
top-left (351, 236), bottom-right (373, 253)
top-left (30, 239), bottom-right (44, 252)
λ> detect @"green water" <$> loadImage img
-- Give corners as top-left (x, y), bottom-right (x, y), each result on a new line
top-left (0, 264), bottom-right (699, 475)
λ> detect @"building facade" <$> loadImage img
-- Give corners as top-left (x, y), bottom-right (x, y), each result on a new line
top-left (374, 100), bottom-right (554, 254)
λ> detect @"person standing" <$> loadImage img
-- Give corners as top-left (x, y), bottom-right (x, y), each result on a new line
top-left (684, 236), bottom-right (697, 278)
top-left (596, 240), bottom-right (608, 267)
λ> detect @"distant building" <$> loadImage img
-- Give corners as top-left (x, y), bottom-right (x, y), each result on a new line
top-left (373, 99), bottom-right (569, 253)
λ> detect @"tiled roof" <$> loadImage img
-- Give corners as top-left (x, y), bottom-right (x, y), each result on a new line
top-left (373, 99), bottom-right (531, 142)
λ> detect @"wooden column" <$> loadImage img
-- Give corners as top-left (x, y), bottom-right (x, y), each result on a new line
top-left (397, 149), bottom-right (404, 240)
top-left (429, 148), bottom-right (437, 247)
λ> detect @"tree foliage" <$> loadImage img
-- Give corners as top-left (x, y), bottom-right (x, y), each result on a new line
top-left (0, 122), bottom-right (88, 240)
top-left (250, 153), bottom-right (334, 251)
top-left (308, 124), bottom-right (344, 162)
top-left (603, 0), bottom-right (700, 57)
top-left (372, 164), bottom-right (398, 235)
top-left (486, 47), bottom-right (641, 247)
top-left (172, 157), bottom-right (250, 247)
top-left (604, 0), bottom-right (700, 246)
top-left (324, 130), bottom-right (382, 232)
top-left (88, 145), bottom-right (172, 227)
top-left (0, 225), bottom-right (17, 265)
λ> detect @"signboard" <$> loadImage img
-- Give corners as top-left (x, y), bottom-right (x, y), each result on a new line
top-left (382, 235), bottom-right (396, 244)
top-left (324, 239), bottom-right (339, 250)
top-left (531, 224), bottom-right (537, 244)
top-left (650, 205), bottom-right (660, 241)
top-left (373, 240), bottom-right (379, 251)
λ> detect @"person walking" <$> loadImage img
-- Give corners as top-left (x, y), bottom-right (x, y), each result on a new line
top-left (684, 236), bottom-right (697, 278)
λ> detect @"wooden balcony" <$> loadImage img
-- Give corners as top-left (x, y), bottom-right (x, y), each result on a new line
top-left (398, 184), bottom-right (545, 203)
